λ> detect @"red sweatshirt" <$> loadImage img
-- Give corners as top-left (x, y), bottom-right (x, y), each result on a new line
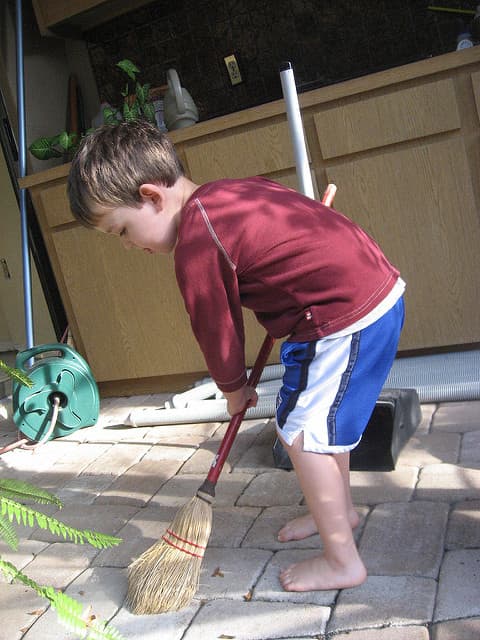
top-left (174, 177), bottom-right (400, 392)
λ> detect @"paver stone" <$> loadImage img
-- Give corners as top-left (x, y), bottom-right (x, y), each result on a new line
top-left (434, 549), bottom-right (480, 620)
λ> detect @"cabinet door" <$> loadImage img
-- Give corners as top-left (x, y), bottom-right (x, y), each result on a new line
top-left (326, 139), bottom-right (480, 349)
top-left (51, 226), bottom-right (201, 381)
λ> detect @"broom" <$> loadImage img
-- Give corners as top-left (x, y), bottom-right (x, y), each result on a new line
top-left (127, 333), bottom-right (276, 614)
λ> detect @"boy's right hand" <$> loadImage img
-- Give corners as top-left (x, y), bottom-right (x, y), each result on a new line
top-left (223, 385), bottom-right (258, 416)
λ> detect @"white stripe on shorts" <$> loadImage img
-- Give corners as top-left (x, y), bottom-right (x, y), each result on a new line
top-left (276, 334), bottom-right (362, 454)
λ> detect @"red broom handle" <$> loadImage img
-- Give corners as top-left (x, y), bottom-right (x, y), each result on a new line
top-left (197, 184), bottom-right (336, 499)
top-left (204, 333), bottom-right (276, 487)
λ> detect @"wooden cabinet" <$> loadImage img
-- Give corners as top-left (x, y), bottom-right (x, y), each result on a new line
top-left (22, 47), bottom-right (480, 395)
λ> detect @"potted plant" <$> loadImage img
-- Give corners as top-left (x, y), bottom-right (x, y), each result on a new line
top-left (28, 59), bottom-right (157, 161)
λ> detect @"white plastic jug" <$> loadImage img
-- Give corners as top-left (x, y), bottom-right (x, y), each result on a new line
top-left (163, 69), bottom-right (199, 131)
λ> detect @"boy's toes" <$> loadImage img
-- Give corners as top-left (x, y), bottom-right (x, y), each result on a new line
top-left (277, 525), bottom-right (292, 542)
top-left (279, 565), bottom-right (296, 590)
top-left (277, 514), bottom-right (318, 542)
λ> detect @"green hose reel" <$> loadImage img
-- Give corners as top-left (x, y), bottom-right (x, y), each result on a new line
top-left (12, 344), bottom-right (100, 443)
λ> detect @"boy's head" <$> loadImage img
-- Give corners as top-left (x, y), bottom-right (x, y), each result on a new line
top-left (67, 119), bottom-right (184, 227)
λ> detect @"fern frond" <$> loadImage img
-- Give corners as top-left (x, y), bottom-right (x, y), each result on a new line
top-left (85, 619), bottom-right (127, 640)
top-left (81, 530), bottom-right (123, 550)
top-left (0, 479), bottom-right (63, 507)
top-left (0, 359), bottom-right (33, 387)
top-left (0, 514), bottom-right (19, 549)
top-left (52, 591), bottom-right (126, 640)
top-left (0, 556), bottom-right (32, 584)
top-left (0, 498), bottom-right (122, 549)
top-left (0, 558), bottom-right (125, 640)
top-left (49, 590), bottom-right (126, 640)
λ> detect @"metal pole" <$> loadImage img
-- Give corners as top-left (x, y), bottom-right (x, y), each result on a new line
top-left (15, 0), bottom-right (34, 348)
top-left (279, 61), bottom-right (314, 199)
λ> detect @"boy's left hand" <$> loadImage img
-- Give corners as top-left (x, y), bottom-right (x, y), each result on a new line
top-left (223, 385), bottom-right (258, 416)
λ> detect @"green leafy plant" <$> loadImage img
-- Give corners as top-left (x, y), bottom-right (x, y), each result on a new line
top-left (116, 59), bottom-right (156, 124)
top-left (29, 59), bottom-right (157, 161)
top-left (28, 131), bottom-right (80, 162)
top-left (0, 359), bottom-right (125, 640)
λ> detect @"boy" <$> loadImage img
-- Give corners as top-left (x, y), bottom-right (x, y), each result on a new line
top-left (68, 120), bottom-right (405, 592)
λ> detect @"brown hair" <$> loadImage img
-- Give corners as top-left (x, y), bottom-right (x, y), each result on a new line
top-left (67, 120), bottom-right (184, 227)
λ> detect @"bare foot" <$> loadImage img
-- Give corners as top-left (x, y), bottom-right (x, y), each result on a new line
top-left (278, 510), bottom-right (360, 542)
top-left (280, 554), bottom-right (367, 591)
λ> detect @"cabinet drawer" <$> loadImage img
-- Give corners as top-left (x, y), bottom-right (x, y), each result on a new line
top-left (184, 121), bottom-right (300, 182)
top-left (314, 78), bottom-right (460, 159)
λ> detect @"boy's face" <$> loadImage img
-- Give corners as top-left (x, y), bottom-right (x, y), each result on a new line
top-left (95, 187), bottom-right (178, 254)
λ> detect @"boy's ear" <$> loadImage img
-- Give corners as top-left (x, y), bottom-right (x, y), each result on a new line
top-left (139, 183), bottom-right (164, 209)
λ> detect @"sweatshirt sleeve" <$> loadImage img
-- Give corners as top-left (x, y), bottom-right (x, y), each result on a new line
top-left (174, 218), bottom-right (248, 393)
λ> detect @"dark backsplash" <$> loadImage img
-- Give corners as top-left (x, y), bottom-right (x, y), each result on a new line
top-left (84, 0), bottom-right (478, 123)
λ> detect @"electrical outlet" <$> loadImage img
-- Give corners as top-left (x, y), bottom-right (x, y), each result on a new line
top-left (224, 54), bottom-right (243, 85)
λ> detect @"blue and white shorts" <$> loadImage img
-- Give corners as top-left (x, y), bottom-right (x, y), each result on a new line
top-left (275, 296), bottom-right (405, 454)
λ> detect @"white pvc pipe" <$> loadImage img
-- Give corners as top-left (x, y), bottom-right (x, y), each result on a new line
top-left (279, 61), bottom-right (314, 199)
top-left (168, 364), bottom-right (285, 410)
top-left (126, 396), bottom-right (278, 427)
top-left (171, 381), bottom-right (219, 408)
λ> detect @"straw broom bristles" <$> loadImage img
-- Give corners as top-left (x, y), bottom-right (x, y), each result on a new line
top-left (126, 334), bottom-right (277, 614)
top-left (126, 491), bottom-right (213, 614)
